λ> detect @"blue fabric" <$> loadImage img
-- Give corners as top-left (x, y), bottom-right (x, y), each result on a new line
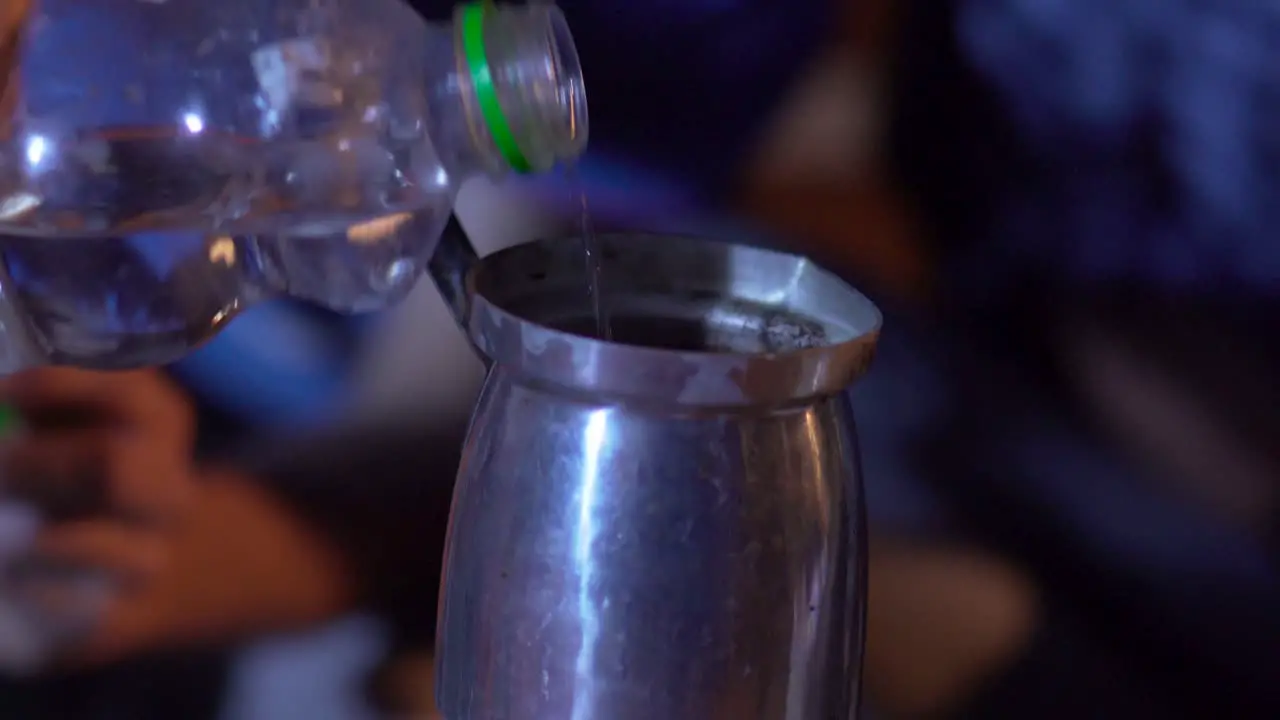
top-left (887, 6), bottom-right (1280, 710)
top-left (168, 301), bottom-right (353, 425)
top-left (896, 0), bottom-right (1280, 296)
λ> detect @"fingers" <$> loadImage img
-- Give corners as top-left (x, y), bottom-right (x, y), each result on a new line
top-left (0, 369), bottom-right (194, 450)
top-left (4, 519), bottom-right (170, 671)
top-left (43, 547), bottom-right (174, 668)
top-left (0, 368), bottom-right (199, 672)
top-left (0, 429), bottom-right (192, 523)
top-left (0, 1), bottom-right (27, 41)
top-left (32, 522), bottom-right (169, 582)
top-left (71, 592), bottom-right (169, 667)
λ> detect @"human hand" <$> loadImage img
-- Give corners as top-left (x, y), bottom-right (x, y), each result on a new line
top-left (0, 368), bottom-right (198, 666)
top-left (0, 368), bottom-right (357, 668)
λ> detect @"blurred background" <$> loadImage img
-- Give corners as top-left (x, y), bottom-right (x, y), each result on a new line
top-left (4, 0), bottom-right (1280, 718)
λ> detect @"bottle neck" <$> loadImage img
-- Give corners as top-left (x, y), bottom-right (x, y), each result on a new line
top-left (432, 1), bottom-right (588, 181)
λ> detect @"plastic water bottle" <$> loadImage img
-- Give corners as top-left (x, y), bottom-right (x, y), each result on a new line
top-left (0, 1), bottom-right (588, 372)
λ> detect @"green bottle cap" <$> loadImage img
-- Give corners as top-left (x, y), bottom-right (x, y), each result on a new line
top-left (461, 1), bottom-right (533, 174)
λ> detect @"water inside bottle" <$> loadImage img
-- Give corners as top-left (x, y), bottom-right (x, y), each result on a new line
top-left (1, 126), bottom-right (251, 236)
top-left (0, 230), bottom-right (251, 368)
top-left (2, 124), bottom-right (429, 237)
top-left (564, 163), bottom-right (610, 341)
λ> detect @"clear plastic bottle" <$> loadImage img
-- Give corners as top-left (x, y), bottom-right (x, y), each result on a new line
top-left (0, 0), bottom-right (587, 370)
